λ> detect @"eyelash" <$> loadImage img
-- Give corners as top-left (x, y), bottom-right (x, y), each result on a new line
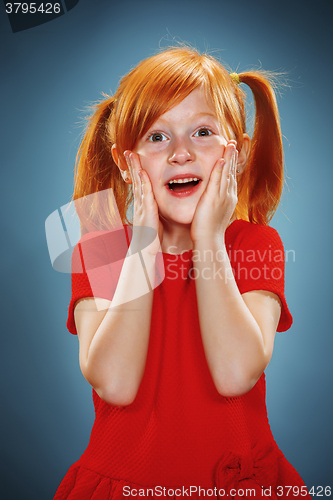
top-left (148, 132), bottom-right (168, 142)
top-left (147, 128), bottom-right (213, 142)
top-left (194, 128), bottom-right (213, 137)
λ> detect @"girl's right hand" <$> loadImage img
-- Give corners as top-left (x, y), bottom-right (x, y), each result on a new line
top-left (124, 151), bottom-right (163, 256)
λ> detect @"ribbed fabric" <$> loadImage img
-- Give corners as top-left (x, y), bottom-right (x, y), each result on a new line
top-left (55, 220), bottom-right (310, 499)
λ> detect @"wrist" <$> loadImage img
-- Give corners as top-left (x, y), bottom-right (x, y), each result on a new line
top-left (129, 229), bottom-right (162, 258)
top-left (193, 231), bottom-right (226, 251)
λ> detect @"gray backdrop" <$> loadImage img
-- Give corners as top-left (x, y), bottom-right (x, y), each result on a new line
top-left (1, 0), bottom-right (332, 498)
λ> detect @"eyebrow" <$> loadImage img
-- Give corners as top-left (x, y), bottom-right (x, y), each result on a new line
top-left (194, 112), bottom-right (217, 118)
top-left (155, 112), bottom-right (218, 125)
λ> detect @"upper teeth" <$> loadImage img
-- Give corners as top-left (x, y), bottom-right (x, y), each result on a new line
top-left (168, 177), bottom-right (199, 184)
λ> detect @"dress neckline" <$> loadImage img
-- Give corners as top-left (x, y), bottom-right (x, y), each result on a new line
top-left (161, 219), bottom-right (244, 257)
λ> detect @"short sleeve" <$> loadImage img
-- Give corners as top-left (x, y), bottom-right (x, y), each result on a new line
top-left (67, 227), bottom-right (131, 335)
top-left (229, 222), bottom-right (293, 332)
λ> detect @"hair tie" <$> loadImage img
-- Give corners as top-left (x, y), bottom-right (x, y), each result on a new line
top-left (229, 72), bottom-right (240, 85)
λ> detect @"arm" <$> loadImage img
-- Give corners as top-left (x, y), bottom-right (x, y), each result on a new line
top-left (191, 141), bottom-right (282, 397)
top-left (74, 151), bottom-right (163, 407)
top-left (74, 250), bottom-right (156, 407)
top-left (193, 237), bottom-right (281, 397)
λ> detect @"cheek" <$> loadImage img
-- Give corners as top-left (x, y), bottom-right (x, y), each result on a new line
top-left (135, 154), bottom-right (160, 184)
top-left (135, 145), bottom-right (165, 175)
top-left (199, 142), bottom-right (225, 168)
top-left (199, 136), bottom-right (226, 154)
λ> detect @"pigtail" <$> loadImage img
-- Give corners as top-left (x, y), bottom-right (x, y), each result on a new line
top-left (236, 72), bottom-right (283, 225)
top-left (73, 95), bottom-right (132, 234)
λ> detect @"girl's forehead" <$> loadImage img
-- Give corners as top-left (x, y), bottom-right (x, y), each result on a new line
top-left (145, 87), bottom-right (233, 137)
top-left (153, 87), bottom-right (217, 121)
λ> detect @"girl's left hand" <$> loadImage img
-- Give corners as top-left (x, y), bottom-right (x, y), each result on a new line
top-left (190, 141), bottom-right (238, 244)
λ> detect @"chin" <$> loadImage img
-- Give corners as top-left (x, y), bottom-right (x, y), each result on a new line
top-left (159, 206), bottom-right (196, 227)
top-left (166, 214), bottom-right (194, 226)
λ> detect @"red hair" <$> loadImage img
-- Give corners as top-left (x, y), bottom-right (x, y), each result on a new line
top-left (74, 47), bottom-right (284, 233)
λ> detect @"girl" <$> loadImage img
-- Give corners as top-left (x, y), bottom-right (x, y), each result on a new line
top-left (54, 46), bottom-right (310, 499)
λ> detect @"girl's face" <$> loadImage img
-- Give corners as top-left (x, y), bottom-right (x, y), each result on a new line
top-left (133, 87), bottom-right (230, 226)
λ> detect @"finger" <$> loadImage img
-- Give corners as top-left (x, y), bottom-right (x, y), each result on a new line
top-left (205, 158), bottom-right (225, 197)
top-left (223, 144), bottom-right (236, 196)
top-left (219, 144), bottom-right (234, 196)
top-left (138, 169), bottom-right (154, 203)
top-left (131, 153), bottom-right (154, 206)
top-left (228, 149), bottom-right (238, 194)
top-left (227, 150), bottom-right (235, 195)
top-left (128, 152), bottom-right (143, 202)
top-left (227, 152), bottom-right (235, 194)
top-left (233, 150), bottom-right (238, 195)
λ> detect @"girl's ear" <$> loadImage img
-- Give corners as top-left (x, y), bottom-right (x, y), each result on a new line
top-left (111, 144), bottom-right (127, 171)
top-left (112, 144), bottom-right (132, 184)
top-left (236, 134), bottom-right (251, 176)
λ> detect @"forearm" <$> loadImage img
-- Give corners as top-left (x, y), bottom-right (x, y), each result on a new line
top-left (193, 234), bottom-right (268, 397)
top-left (79, 247), bottom-right (156, 405)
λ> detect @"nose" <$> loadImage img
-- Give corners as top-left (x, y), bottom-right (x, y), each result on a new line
top-left (168, 137), bottom-right (195, 165)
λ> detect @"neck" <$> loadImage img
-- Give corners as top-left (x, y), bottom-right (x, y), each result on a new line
top-left (158, 216), bottom-right (237, 255)
top-left (160, 217), bottom-right (193, 255)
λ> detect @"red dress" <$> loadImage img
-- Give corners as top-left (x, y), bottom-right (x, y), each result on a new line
top-left (54, 220), bottom-right (311, 499)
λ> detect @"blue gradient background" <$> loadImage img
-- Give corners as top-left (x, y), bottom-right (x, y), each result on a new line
top-left (1, 0), bottom-right (332, 498)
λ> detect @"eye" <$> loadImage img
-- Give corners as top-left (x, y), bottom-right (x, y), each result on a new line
top-left (148, 132), bottom-right (168, 142)
top-left (194, 128), bottom-right (213, 137)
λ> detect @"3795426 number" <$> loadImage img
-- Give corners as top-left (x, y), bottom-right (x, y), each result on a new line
top-left (5, 3), bottom-right (61, 14)
top-left (276, 485), bottom-right (331, 496)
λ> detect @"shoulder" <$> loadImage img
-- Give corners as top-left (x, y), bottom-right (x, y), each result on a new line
top-left (72, 227), bottom-right (131, 273)
top-left (226, 219), bottom-right (284, 252)
top-left (226, 220), bottom-right (293, 332)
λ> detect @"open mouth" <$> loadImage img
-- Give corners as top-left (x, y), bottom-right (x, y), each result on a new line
top-left (167, 178), bottom-right (201, 193)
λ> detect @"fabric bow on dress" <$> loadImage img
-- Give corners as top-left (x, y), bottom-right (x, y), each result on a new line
top-left (214, 443), bottom-right (279, 499)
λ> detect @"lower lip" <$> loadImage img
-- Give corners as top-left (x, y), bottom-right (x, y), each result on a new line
top-left (165, 181), bottom-right (202, 198)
